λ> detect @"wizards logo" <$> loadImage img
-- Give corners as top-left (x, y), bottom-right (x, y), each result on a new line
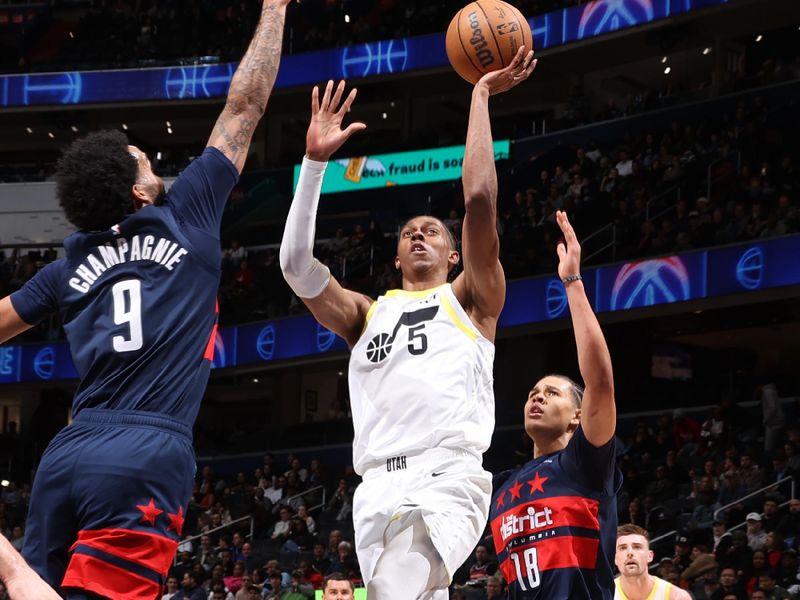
top-left (577, 0), bottom-right (654, 40)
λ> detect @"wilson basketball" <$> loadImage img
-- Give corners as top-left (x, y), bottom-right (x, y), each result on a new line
top-left (445, 0), bottom-right (533, 84)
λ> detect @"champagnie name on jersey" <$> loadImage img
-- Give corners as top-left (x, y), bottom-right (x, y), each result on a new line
top-left (69, 235), bottom-right (188, 293)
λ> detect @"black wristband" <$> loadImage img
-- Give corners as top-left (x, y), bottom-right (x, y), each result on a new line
top-left (562, 274), bottom-right (583, 285)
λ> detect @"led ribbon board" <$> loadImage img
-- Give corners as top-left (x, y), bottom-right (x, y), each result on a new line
top-left (293, 140), bottom-right (511, 194)
top-left (2, 236), bottom-right (796, 383)
top-left (0, 0), bottom-right (731, 107)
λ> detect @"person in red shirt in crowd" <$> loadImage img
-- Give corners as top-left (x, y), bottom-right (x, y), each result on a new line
top-left (672, 409), bottom-right (701, 458)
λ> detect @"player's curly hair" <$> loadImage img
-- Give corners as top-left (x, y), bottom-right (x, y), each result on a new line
top-left (56, 129), bottom-right (138, 231)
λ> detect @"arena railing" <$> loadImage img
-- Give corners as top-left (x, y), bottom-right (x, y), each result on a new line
top-left (580, 181), bottom-right (685, 265)
top-left (712, 475), bottom-right (795, 524)
top-left (173, 514), bottom-right (254, 566)
top-left (281, 484), bottom-right (327, 513)
top-left (647, 475), bottom-right (795, 569)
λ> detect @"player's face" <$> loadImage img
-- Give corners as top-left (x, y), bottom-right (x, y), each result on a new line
top-left (128, 145), bottom-right (166, 207)
top-left (323, 580), bottom-right (354, 599)
top-left (615, 534), bottom-right (653, 576)
top-left (524, 376), bottom-right (580, 441)
top-left (395, 217), bottom-right (458, 281)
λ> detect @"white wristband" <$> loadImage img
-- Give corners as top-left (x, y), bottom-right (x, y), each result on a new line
top-left (279, 157), bottom-right (331, 299)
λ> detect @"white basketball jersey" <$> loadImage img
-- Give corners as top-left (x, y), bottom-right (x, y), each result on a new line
top-left (614, 576), bottom-right (672, 600)
top-left (348, 283), bottom-right (495, 475)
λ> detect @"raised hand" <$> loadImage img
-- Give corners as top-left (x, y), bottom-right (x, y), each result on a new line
top-left (555, 210), bottom-right (581, 281)
top-left (305, 80), bottom-right (367, 162)
top-left (476, 46), bottom-right (537, 96)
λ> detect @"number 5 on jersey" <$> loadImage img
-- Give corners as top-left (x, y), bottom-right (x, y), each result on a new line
top-left (112, 279), bottom-right (143, 352)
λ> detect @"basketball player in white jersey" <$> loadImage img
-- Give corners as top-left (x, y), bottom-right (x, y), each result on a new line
top-left (280, 48), bottom-right (537, 600)
top-left (615, 525), bottom-right (692, 600)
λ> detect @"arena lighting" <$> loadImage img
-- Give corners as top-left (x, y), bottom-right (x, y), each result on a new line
top-left (661, 56), bottom-right (668, 63)
top-left (338, 371), bottom-right (344, 376)
top-left (167, 127), bottom-right (173, 134)
top-left (381, 112), bottom-right (387, 119)
top-left (166, 120), bottom-right (171, 127)
top-left (344, 14), bottom-right (350, 23)
top-left (122, 123), bottom-right (128, 130)
top-left (47, 132), bottom-right (54, 138)
top-left (252, 378), bottom-right (259, 383)
top-left (0, 480), bottom-right (9, 488)
top-left (664, 66), bottom-right (671, 74)
top-left (68, 31), bottom-right (73, 38)
top-left (71, 125), bottom-right (78, 132)
top-left (25, 127), bottom-right (32, 133)
top-left (156, 151), bottom-right (162, 160)
top-left (755, 34), bottom-right (763, 42)
top-left (702, 47), bottom-right (712, 55)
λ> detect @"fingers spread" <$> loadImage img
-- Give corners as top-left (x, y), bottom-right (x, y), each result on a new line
top-left (311, 85), bottom-right (320, 116)
top-left (509, 45), bottom-right (526, 70)
top-left (337, 87), bottom-right (358, 118)
top-left (330, 80), bottom-right (346, 113)
top-left (523, 50), bottom-right (535, 69)
top-left (320, 79), bottom-right (334, 112)
top-left (343, 122), bottom-right (368, 139)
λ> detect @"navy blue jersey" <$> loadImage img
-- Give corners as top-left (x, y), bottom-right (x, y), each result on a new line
top-left (491, 426), bottom-right (622, 600)
top-left (10, 147), bottom-right (237, 428)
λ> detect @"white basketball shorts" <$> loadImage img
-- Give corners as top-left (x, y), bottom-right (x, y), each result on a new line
top-left (352, 447), bottom-right (492, 586)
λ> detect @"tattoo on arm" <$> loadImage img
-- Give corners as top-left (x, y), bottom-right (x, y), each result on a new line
top-left (209, 2), bottom-right (286, 169)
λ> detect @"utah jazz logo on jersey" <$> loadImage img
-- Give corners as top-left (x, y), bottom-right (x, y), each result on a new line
top-left (365, 305), bottom-right (438, 363)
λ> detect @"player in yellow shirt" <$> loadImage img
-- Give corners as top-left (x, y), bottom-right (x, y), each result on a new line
top-left (614, 524), bottom-right (692, 600)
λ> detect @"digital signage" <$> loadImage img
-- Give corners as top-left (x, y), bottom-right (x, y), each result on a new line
top-left (2, 235), bottom-right (797, 383)
top-left (293, 140), bottom-right (510, 194)
top-left (0, 0), bottom-right (732, 108)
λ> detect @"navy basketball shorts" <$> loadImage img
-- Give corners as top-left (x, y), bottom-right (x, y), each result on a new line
top-left (22, 408), bottom-right (195, 599)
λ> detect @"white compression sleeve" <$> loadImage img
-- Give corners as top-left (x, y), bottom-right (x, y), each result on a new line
top-left (279, 156), bottom-right (331, 299)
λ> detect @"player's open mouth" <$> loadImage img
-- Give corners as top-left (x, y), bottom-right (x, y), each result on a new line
top-left (528, 406), bottom-right (544, 417)
top-left (411, 243), bottom-right (427, 254)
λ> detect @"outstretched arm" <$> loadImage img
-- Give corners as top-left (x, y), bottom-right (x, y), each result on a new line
top-left (207, 0), bottom-right (291, 173)
top-left (280, 81), bottom-right (371, 347)
top-left (0, 535), bottom-right (61, 600)
top-left (0, 297), bottom-right (32, 345)
top-left (556, 211), bottom-right (616, 447)
top-left (454, 47), bottom-right (537, 341)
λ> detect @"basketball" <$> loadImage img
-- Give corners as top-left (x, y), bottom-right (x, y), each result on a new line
top-left (445, 0), bottom-right (533, 84)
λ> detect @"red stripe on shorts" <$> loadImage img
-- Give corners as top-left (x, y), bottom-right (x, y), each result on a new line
top-left (62, 553), bottom-right (161, 600)
top-left (69, 528), bottom-right (177, 575)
